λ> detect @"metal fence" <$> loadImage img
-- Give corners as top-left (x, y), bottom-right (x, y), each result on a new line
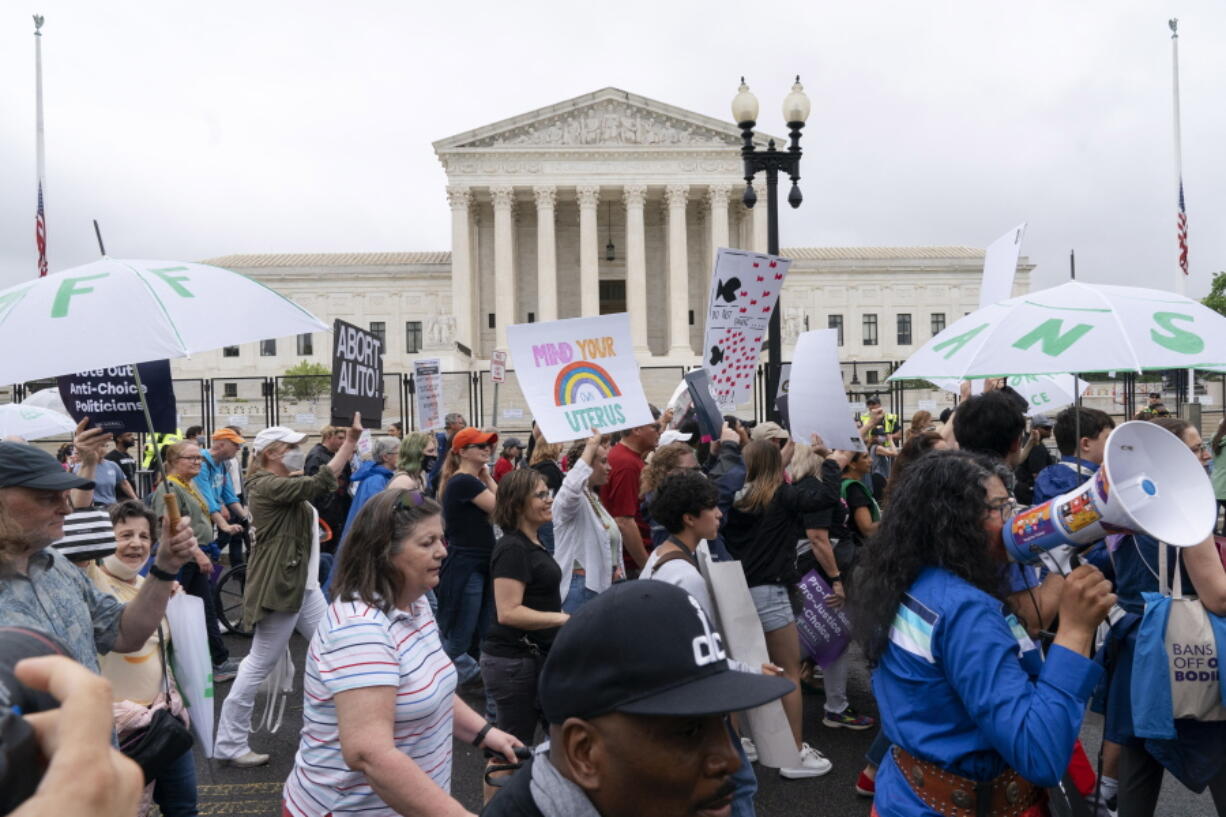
top-left (5, 367), bottom-right (1224, 445)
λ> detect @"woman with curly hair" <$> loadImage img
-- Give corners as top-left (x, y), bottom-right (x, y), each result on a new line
top-left (852, 450), bottom-right (1115, 817)
top-left (638, 441), bottom-right (700, 548)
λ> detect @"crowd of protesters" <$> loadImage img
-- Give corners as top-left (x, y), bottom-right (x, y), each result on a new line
top-left (3, 382), bottom-right (1226, 817)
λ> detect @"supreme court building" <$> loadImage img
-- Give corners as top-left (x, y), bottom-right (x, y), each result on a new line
top-left (185, 87), bottom-right (1031, 412)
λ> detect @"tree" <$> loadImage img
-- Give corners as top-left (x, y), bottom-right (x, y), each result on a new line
top-left (1202, 271), bottom-right (1226, 317)
top-left (279, 361), bottom-right (330, 405)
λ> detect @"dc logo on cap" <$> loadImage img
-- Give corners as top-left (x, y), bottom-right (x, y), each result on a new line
top-left (689, 596), bottom-right (727, 667)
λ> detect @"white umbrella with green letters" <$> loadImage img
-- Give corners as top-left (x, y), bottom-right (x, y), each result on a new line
top-left (888, 281), bottom-right (1226, 383)
top-left (0, 257), bottom-right (327, 385)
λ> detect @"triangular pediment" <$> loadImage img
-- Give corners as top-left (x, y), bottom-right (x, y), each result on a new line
top-left (433, 87), bottom-right (777, 151)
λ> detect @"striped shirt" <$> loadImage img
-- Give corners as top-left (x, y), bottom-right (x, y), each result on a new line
top-left (283, 597), bottom-right (458, 817)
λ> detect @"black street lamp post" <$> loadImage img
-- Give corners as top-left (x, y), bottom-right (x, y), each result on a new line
top-left (732, 77), bottom-right (810, 422)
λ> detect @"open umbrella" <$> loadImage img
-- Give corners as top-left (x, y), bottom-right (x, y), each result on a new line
top-left (20, 388), bottom-right (68, 414)
top-left (0, 258), bottom-right (327, 384)
top-left (0, 403), bottom-right (77, 440)
top-left (889, 281), bottom-right (1226, 382)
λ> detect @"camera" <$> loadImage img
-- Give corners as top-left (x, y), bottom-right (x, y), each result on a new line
top-left (0, 627), bottom-right (69, 816)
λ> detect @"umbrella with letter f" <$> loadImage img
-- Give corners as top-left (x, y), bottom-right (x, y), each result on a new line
top-left (0, 258), bottom-right (327, 384)
top-left (888, 281), bottom-right (1226, 384)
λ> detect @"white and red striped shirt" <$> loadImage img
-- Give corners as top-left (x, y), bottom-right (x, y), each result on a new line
top-left (283, 597), bottom-right (458, 816)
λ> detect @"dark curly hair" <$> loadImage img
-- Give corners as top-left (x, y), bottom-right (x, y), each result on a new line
top-left (852, 450), bottom-right (1008, 666)
top-left (649, 470), bottom-right (719, 535)
top-left (953, 389), bottom-right (1026, 460)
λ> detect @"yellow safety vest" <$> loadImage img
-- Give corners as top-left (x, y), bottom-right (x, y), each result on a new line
top-left (142, 430), bottom-right (185, 468)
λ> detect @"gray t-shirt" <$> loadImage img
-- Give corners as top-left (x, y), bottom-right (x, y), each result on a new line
top-left (75, 459), bottom-right (127, 506)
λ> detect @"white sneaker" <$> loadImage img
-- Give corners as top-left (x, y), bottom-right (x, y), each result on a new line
top-left (740, 736), bottom-right (758, 763)
top-left (222, 751), bottom-right (270, 768)
top-left (779, 743), bottom-right (833, 779)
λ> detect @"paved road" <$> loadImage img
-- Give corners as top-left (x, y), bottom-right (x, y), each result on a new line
top-left (193, 632), bottom-right (1218, 816)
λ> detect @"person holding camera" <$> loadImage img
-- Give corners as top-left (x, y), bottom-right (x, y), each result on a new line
top-left (852, 450), bottom-right (1114, 817)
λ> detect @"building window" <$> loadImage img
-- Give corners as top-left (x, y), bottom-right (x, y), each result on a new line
top-left (368, 321), bottom-right (386, 349)
top-left (599, 280), bottom-right (626, 315)
top-left (296, 333), bottom-right (313, 356)
top-left (866, 371), bottom-right (880, 385)
top-left (527, 312), bottom-right (535, 323)
top-left (223, 346), bottom-right (239, 358)
top-left (863, 314), bottom-right (878, 346)
top-left (931, 312), bottom-right (946, 336)
top-left (488, 313), bottom-right (496, 329)
top-left (260, 339), bottom-right (276, 357)
top-left (897, 313), bottom-right (912, 346)
top-left (689, 309), bottom-right (695, 326)
top-left (223, 382), bottom-right (237, 399)
top-left (405, 321), bottom-right (422, 353)
top-left (828, 314), bottom-right (844, 346)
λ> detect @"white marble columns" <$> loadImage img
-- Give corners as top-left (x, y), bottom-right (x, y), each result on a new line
top-left (623, 184), bottom-right (649, 353)
top-left (534, 186), bottom-right (558, 323)
top-left (666, 184), bottom-right (691, 356)
top-left (752, 179), bottom-right (769, 253)
top-left (708, 183), bottom-right (731, 261)
top-left (491, 185), bottom-right (516, 349)
top-left (446, 186), bottom-right (474, 353)
top-left (577, 185), bottom-right (601, 318)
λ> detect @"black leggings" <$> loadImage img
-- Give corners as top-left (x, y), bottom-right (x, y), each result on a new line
top-left (1117, 743), bottom-right (1226, 817)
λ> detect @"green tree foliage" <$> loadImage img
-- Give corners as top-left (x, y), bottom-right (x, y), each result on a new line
top-left (1202, 271), bottom-right (1226, 317)
top-left (279, 361), bottom-right (330, 404)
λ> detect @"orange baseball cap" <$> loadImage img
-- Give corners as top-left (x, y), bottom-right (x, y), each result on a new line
top-left (212, 428), bottom-right (247, 445)
top-left (451, 427), bottom-right (498, 450)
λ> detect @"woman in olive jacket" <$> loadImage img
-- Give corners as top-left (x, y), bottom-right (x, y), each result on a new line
top-left (214, 414), bottom-right (361, 767)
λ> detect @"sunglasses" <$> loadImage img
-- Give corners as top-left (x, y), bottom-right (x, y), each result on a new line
top-left (464, 443), bottom-right (493, 451)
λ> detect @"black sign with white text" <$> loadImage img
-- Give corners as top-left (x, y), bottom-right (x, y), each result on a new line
top-left (57, 360), bottom-right (177, 434)
top-left (330, 319), bottom-right (383, 428)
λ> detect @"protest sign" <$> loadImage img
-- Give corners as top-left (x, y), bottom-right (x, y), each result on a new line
top-left (165, 593), bottom-right (214, 757)
top-left (789, 330), bottom-right (866, 452)
top-left (684, 369), bottom-right (723, 444)
top-left (701, 248), bottom-right (792, 409)
top-left (795, 570), bottom-right (852, 668)
top-left (330, 319), bottom-right (383, 428)
top-left (490, 349), bottom-right (507, 384)
top-left (506, 313), bottom-right (652, 443)
top-left (57, 360), bottom-right (176, 433)
top-left (697, 548), bottom-right (800, 770)
top-left (413, 358), bottom-right (443, 431)
top-left (776, 363), bottom-right (792, 432)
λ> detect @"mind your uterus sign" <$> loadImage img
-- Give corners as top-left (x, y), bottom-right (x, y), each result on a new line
top-left (507, 313), bottom-right (653, 443)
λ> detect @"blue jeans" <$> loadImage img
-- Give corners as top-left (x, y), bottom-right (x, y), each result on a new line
top-left (537, 521), bottom-right (555, 555)
top-left (561, 572), bottom-right (599, 614)
top-left (728, 719), bottom-right (758, 817)
top-left (866, 728), bottom-right (890, 767)
top-left (441, 572), bottom-right (493, 685)
top-left (152, 746), bottom-right (198, 817)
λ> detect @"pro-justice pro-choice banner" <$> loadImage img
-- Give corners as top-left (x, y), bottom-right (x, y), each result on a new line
top-left (506, 313), bottom-right (653, 443)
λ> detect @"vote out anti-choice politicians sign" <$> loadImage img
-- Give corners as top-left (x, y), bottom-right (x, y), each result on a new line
top-left (506, 313), bottom-right (653, 443)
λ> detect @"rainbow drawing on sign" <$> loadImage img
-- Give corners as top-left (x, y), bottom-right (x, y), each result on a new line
top-left (554, 361), bottom-right (621, 406)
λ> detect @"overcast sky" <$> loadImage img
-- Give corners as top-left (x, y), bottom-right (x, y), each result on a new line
top-left (1, 1), bottom-right (1223, 298)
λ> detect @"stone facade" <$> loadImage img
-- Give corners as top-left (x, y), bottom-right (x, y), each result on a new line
top-left (183, 87), bottom-right (1032, 394)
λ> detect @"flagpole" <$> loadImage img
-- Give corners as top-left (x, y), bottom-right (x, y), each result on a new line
top-left (1170, 18), bottom-right (1187, 296)
top-left (33, 15), bottom-right (48, 278)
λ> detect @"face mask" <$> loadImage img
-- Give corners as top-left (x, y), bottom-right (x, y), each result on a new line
top-left (282, 448), bottom-right (306, 471)
top-left (421, 454), bottom-right (437, 473)
top-left (102, 554), bottom-right (142, 581)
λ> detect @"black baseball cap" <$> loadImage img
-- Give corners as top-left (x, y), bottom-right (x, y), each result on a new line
top-left (539, 582), bottom-right (793, 724)
top-left (0, 442), bottom-right (93, 491)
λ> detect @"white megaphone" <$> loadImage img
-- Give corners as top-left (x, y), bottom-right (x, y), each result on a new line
top-left (1004, 421), bottom-right (1215, 564)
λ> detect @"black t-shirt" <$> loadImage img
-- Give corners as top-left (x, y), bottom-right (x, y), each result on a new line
top-left (842, 479), bottom-right (876, 542)
top-left (723, 475), bottom-right (838, 587)
top-left (442, 473), bottom-right (496, 553)
top-left (800, 461), bottom-right (847, 536)
top-left (105, 448), bottom-right (137, 485)
top-left (482, 530), bottom-right (563, 658)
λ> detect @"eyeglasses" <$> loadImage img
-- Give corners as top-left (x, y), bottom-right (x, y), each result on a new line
top-left (176, 456), bottom-right (203, 463)
top-left (533, 490), bottom-right (554, 501)
top-left (986, 497), bottom-right (1018, 519)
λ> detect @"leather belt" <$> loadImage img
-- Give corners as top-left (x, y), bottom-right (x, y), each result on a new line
top-left (892, 746), bottom-right (1044, 817)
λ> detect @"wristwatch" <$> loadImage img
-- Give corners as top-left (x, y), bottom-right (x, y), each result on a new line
top-left (828, 574), bottom-right (843, 585)
top-left (148, 563), bottom-right (178, 582)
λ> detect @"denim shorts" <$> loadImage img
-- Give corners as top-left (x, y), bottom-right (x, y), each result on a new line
top-left (749, 583), bottom-right (793, 633)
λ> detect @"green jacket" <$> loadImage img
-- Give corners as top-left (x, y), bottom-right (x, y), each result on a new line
top-left (152, 480), bottom-right (214, 548)
top-left (242, 466), bottom-right (337, 629)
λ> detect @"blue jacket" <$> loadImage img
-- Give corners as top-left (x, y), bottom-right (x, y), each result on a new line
top-left (343, 461), bottom-right (394, 532)
top-left (873, 567), bottom-right (1102, 814)
top-left (1032, 457), bottom-right (1097, 505)
top-left (194, 450), bottom-right (239, 514)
